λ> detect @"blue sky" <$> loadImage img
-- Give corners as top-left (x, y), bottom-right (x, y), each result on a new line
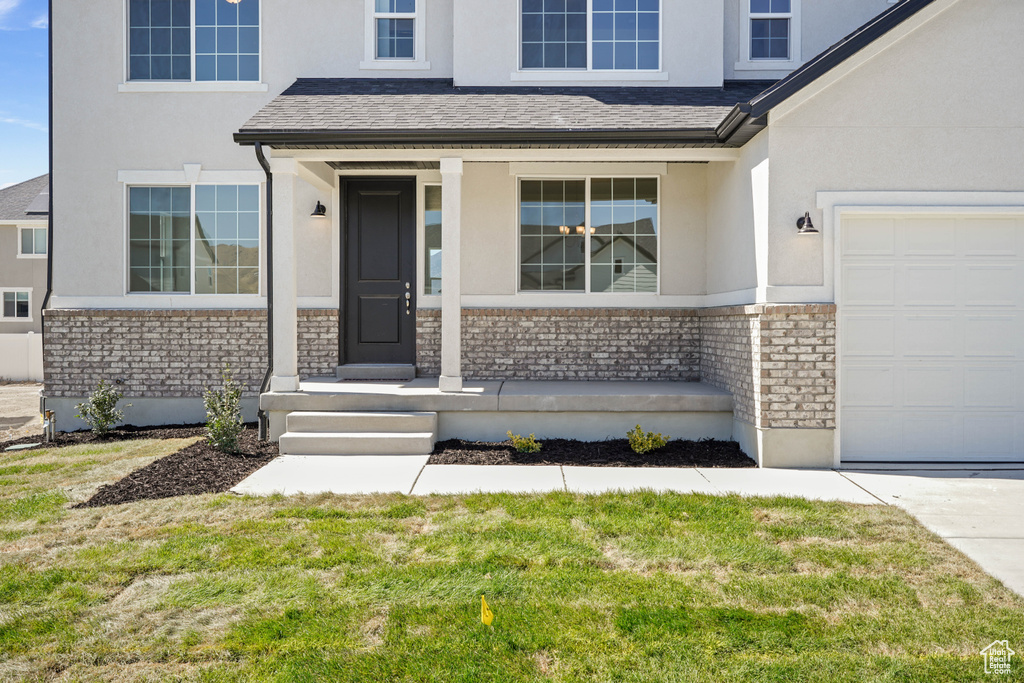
top-left (0, 0), bottom-right (48, 189)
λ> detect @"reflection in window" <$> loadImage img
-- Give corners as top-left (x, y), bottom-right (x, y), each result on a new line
top-left (590, 178), bottom-right (657, 293)
top-left (195, 185), bottom-right (260, 294)
top-left (196, 0), bottom-right (260, 81)
top-left (519, 180), bottom-right (586, 291)
top-left (128, 187), bottom-right (192, 292)
top-left (424, 185), bottom-right (442, 295)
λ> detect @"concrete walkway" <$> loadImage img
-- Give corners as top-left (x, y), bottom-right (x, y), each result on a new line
top-left (233, 459), bottom-right (1024, 596)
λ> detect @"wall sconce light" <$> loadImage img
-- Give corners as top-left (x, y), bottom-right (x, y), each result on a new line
top-left (797, 211), bottom-right (818, 234)
top-left (311, 201), bottom-right (327, 218)
top-left (575, 225), bottom-right (595, 235)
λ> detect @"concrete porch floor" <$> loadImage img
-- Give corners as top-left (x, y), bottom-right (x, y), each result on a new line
top-left (262, 378), bottom-right (737, 442)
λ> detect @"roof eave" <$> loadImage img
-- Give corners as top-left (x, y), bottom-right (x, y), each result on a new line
top-left (232, 127), bottom-right (724, 148)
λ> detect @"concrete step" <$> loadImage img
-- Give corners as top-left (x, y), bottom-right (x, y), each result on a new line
top-left (279, 431), bottom-right (436, 456)
top-left (286, 411), bottom-right (436, 434)
top-left (336, 364), bottom-right (416, 381)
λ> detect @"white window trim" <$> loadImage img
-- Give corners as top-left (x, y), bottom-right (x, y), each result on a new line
top-left (120, 168), bottom-right (265, 300)
top-left (17, 226), bottom-right (47, 259)
top-left (514, 0), bottom-right (665, 79)
top-left (120, 0), bottom-right (267, 92)
top-left (735, 0), bottom-right (802, 72)
top-left (0, 288), bottom-right (32, 322)
top-left (515, 174), bottom-right (661, 296)
top-left (361, 0), bottom-right (430, 70)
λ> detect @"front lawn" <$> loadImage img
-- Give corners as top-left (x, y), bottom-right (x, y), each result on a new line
top-left (1, 440), bottom-right (1022, 681)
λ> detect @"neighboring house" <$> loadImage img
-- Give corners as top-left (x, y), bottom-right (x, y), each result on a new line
top-left (46, 0), bottom-right (1023, 466)
top-left (0, 175), bottom-right (48, 382)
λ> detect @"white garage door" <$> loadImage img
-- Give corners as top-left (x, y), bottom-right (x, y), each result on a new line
top-left (840, 212), bottom-right (1024, 462)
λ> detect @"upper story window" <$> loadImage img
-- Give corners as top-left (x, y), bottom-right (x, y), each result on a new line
top-left (375, 0), bottom-right (415, 59)
top-left (128, 0), bottom-right (260, 82)
top-left (738, 0), bottom-right (800, 70)
top-left (19, 227), bottom-right (47, 257)
top-left (521, 0), bottom-right (660, 72)
top-left (128, 184), bottom-right (261, 295)
top-left (750, 0), bottom-right (792, 60)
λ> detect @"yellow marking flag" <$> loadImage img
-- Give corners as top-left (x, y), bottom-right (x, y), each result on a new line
top-left (481, 595), bottom-right (494, 626)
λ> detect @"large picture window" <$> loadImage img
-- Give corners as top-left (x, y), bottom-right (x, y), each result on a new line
top-left (128, 0), bottom-right (260, 82)
top-left (521, 0), bottom-right (660, 71)
top-left (519, 178), bottom-right (658, 293)
top-left (128, 184), bottom-right (260, 295)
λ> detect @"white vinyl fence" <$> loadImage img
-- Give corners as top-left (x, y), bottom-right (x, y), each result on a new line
top-left (0, 332), bottom-right (44, 382)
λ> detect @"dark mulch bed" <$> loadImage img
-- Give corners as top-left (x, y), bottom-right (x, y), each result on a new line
top-left (1, 423), bottom-right (209, 452)
top-left (429, 438), bottom-right (755, 468)
top-left (74, 427), bottom-right (278, 508)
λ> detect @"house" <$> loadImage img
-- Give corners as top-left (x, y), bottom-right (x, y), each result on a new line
top-left (45, 0), bottom-right (1023, 466)
top-left (0, 174), bottom-right (48, 382)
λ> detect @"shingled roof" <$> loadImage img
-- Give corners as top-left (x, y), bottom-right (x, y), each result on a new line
top-left (0, 174), bottom-right (48, 222)
top-left (234, 80), bottom-right (775, 147)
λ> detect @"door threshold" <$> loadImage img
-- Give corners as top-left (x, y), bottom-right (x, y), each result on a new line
top-left (336, 364), bottom-right (417, 381)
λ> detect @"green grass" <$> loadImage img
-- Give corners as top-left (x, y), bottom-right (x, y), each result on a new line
top-left (0, 440), bottom-right (1022, 681)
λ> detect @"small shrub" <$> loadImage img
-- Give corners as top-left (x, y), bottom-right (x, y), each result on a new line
top-left (627, 424), bottom-right (669, 455)
top-left (507, 431), bottom-right (541, 454)
top-left (75, 380), bottom-right (131, 436)
top-left (204, 365), bottom-right (245, 453)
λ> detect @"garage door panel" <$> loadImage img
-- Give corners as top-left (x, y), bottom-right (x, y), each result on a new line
top-left (964, 415), bottom-right (1017, 457)
top-left (964, 367), bottom-right (1015, 409)
top-left (964, 316), bottom-right (1017, 358)
top-left (840, 212), bottom-right (1024, 463)
top-left (904, 265), bottom-right (956, 306)
top-left (843, 265), bottom-right (895, 306)
top-left (903, 415), bottom-right (963, 456)
top-left (963, 265), bottom-right (1018, 307)
top-left (842, 217), bottom-right (895, 255)
top-left (843, 315), bottom-right (895, 357)
top-left (959, 217), bottom-right (1017, 256)
top-left (842, 366), bottom-right (895, 407)
top-left (901, 315), bottom-right (958, 357)
top-left (903, 217), bottom-right (956, 255)
top-left (904, 367), bottom-right (958, 408)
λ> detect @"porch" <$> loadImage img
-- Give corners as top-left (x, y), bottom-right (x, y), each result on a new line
top-left (261, 377), bottom-right (737, 458)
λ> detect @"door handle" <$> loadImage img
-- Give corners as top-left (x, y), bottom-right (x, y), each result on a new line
top-left (405, 291), bottom-right (411, 315)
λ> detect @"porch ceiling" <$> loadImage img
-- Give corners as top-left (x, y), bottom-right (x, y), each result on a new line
top-left (327, 161), bottom-right (440, 170)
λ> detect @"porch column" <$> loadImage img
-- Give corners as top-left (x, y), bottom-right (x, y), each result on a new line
top-left (438, 157), bottom-right (463, 393)
top-left (269, 157), bottom-right (300, 392)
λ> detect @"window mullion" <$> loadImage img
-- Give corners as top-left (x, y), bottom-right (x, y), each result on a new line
top-left (586, 0), bottom-right (593, 72)
top-left (190, 0), bottom-right (196, 83)
top-left (584, 177), bottom-right (591, 293)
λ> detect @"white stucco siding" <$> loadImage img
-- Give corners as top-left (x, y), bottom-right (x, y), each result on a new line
top-left (766, 0), bottom-right (1024, 290)
top-left (453, 0), bottom-right (723, 87)
top-left (705, 130), bottom-right (768, 297)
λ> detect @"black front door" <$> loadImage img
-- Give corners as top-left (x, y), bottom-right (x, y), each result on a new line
top-left (342, 179), bottom-right (417, 365)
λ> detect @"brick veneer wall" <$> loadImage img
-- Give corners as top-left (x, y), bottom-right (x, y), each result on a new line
top-left (43, 309), bottom-right (337, 398)
top-left (416, 308), bottom-right (701, 381)
top-left (699, 305), bottom-right (836, 429)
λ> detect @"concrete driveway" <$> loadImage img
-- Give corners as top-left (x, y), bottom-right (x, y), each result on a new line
top-left (0, 382), bottom-right (42, 442)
